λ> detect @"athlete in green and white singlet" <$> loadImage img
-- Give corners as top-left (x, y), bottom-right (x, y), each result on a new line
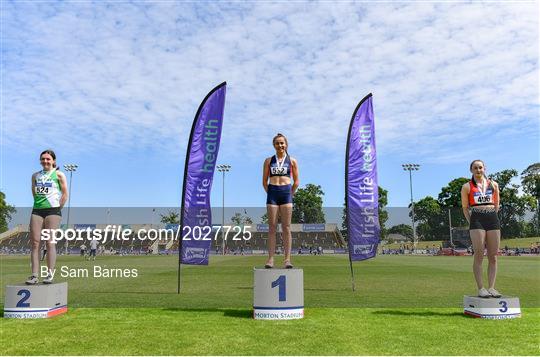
top-left (27, 150), bottom-right (68, 286)
top-left (33, 168), bottom-right (62, 209)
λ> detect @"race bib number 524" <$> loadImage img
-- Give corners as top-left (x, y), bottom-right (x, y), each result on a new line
top-left (35, 183), bottom-right (51, 195)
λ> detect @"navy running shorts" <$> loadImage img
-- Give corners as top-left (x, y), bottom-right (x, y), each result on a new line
top-left (266, 184), bottom-right (293, 205)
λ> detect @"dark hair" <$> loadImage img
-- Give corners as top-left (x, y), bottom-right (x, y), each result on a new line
top-left (469, 159), bottom-right (487, 187)
top-left (272, 133), bottom-right (289, 155)
top-left (272, 133), bottom-right (288, 146)
top-left (40, 149), bottom-right (57, 168)
top-left (469, 159), bottom-right (485, 170)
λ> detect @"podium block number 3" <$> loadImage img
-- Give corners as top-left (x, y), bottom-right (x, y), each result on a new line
top-left (499, 301), bottom-right (508, 313)
top-left (16, 289), bottom-right (31, 308)
top-left (271, 275), bottom-right (286, 301)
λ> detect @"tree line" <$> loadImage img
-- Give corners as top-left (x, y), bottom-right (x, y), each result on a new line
top-left (390, 164), bottom-right (539, 241)
top-left (1, 163), bottom-right (537, 242)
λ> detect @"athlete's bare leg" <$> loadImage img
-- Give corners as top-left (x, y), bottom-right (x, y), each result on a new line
top-left (486, 229), bottom-right (501, 289)
top-left (266, 204), bottom-right (279, 267)
top-left (43, 214), bottom-right (61, 273)
top-left (470, 229), bottom-right (486, 289)
top-left (29, 214), bottom-right (44, 276)
top-left (279, 203), bottom-right (293, 266)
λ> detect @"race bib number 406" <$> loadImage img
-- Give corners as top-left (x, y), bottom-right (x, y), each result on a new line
top-left (474, 191), bottom-right (493, 204)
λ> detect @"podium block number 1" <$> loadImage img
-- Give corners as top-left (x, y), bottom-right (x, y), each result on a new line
top-left (16, 289), bottom-right (31, 307)
top-left (271, 275), bottom-right (286, 301)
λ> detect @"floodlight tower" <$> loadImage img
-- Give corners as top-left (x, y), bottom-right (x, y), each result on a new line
top-left (217, 164), bottom-right (231, 255)
top-left (402, 163), bottom-right (420, 252)
top-left (63, 164), bottom-right (78, 254)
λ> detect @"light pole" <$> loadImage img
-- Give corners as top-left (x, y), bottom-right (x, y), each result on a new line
top-left (448, 208), bottom-right (453, 247)
top-left (217, 164), bottom-right (231, 256)
top-left (63, 164), bottom-right (78, 254)
top-left (402, 163), bottom-right (420, 252)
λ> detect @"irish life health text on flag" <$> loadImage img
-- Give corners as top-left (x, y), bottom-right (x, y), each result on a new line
top-left (180, 82), bottom-right (226, 265)
top-left (346, 93), bottom-right (380, 261)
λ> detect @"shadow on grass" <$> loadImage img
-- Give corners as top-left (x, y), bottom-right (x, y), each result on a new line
top-left (372, 310), bottom-right (465, 317)
top-left (162, 307), bottom-right (252, 319)
top-left (237, 286), bottom-right (345, 292)
top-left (81, 291), bottom-right (178, 295)
top-left (305, 288), bottom-right (346, 292)
top-left (0, 306), bottom-right (253, 319)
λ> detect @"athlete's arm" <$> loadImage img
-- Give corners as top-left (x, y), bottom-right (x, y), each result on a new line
top-left (58, 171), bottom-right (69, 208)
top-left (492, 181), bottom-right (500, 212)
top-left (461, 183), bottom-right (470, 223)
top-left (262, 158), bottom-right (270, 193)
top-left (31, 173), bottom-right (36, 198)
top-left (291, 158), bottom-right (300, 195)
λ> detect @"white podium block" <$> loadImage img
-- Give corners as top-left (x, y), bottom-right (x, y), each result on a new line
top-left (4, 283), bottom-right (67, 319)
top-left (463, 295), bottom-right (521, 319)
top-left (253, 268), bottom-right (303, 320)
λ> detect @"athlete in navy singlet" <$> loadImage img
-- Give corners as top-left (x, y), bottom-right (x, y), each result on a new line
top-left (262, 133), bottom-right (299, 269)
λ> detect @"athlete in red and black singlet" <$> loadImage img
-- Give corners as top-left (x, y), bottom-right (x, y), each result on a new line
top-left (461, 160), bottom-right (502, 298)
top-left (467, 177), bottom-right (500, 231)
top-left (468, 178), bottom-right (494, 206)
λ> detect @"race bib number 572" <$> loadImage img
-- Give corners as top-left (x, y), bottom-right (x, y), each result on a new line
top-left (271, 167), bottom-right (287, 175)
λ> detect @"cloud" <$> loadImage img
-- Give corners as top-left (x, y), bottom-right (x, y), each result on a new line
top-left (2, 1), bottom-right (538, 166)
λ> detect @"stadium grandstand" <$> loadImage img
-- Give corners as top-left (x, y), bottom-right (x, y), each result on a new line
top-left (0, 224), bottom-right (154, 256)
top-left (168, 223), bottom-right (346, 255)
top-left (0, 223), bottom-right (346, 256)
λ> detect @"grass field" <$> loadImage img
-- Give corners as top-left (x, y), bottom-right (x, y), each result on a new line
top-left (1, 254), bottom-right (539, 355)
top-left (383, 237), bottom-right (540, 250)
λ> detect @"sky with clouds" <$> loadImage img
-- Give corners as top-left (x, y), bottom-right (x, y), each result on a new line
top-left (2, 1), bottom-right (539, 212)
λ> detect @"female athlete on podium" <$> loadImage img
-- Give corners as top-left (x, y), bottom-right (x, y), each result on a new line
top-left (26, 150), bottom-right (68, 285)
top-left (461, 159), bottom-right (502, 298)
top-left (262, 134), bottom-right (299, 269)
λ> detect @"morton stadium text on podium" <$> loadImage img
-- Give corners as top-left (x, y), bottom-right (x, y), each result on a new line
top-left (253, 268), bottom-right (304, 320)
top-left (4, 282), bottom-right (68, 319)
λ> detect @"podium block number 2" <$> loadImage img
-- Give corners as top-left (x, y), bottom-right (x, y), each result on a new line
top-left (16, 289), bottom-right (31, 308)
top-left (271, 275), bottom-right (286, 301)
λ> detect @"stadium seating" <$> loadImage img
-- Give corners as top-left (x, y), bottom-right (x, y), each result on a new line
top-left (0, 223), bottom-right (346, 255)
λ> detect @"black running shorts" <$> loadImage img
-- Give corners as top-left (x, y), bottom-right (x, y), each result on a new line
top-left (470, 209), bottom-right (500, 231)
top-left (32, 207), bottom-right (62, 218)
